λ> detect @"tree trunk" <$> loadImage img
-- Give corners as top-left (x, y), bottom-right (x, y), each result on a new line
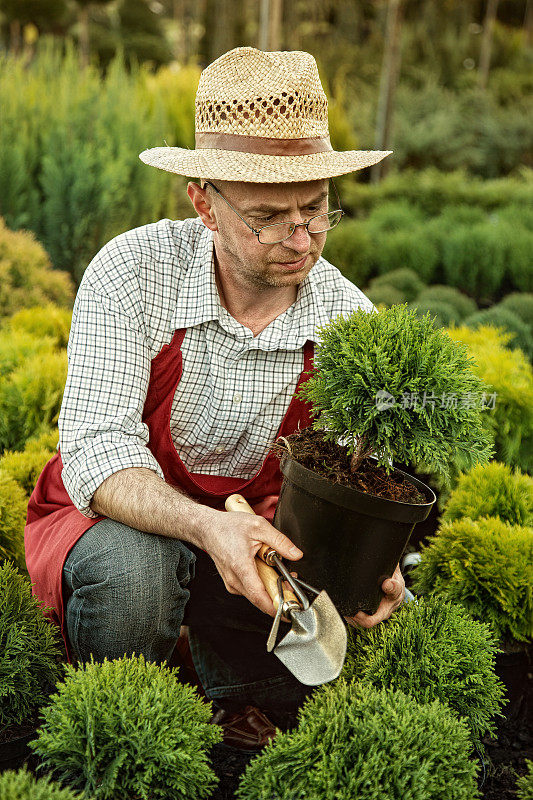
top-left (9, 18), bottom-right (21, 55)
top-left (258, 0), bottom-right (283, 50)
top-left (478, 0), bottom-right (500, 90)
top-left (524, 0), bottom-right (533, 49)
top-left (78, 4), bottom-right (90, 69)
top-left (371, 0), bottom-right (404, 183)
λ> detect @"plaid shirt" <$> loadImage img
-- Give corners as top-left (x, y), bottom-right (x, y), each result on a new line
top-left (59, 216), bottom-right (374, 518)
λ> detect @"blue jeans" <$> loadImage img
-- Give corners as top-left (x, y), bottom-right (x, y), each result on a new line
top-left (62, 518), bottom-right (313, 716)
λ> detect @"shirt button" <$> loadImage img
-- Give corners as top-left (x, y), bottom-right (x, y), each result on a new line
top-left (233, 392), bottom-right (242, 404)
top-left (215, 445), bottom-right (225, 454)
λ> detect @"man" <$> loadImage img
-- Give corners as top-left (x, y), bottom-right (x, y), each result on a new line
top-left (25, 47), bottom-right (403, 748)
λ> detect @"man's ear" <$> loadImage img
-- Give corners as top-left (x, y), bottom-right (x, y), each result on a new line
top-left (187, 181), bottom-right (218, 231)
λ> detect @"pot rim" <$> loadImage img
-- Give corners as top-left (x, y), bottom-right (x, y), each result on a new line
top-left (279, 453), bottom-right (436, 524)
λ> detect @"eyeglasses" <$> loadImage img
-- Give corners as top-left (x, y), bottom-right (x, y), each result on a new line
top-left (204, 180), bottom-right (344, 244)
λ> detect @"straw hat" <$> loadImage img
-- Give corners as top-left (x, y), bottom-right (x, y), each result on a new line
top-left (139, 47), bottom-right (392, 183)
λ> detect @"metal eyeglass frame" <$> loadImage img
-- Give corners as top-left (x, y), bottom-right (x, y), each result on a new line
top-left (203, 179), bottom-right (345, 244)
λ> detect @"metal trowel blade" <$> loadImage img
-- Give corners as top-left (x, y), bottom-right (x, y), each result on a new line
top-left (273, 590), bottom-right (347, 686)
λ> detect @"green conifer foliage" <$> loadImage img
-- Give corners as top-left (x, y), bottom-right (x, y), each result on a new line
top-left (414, 285), bottom-right (477, 320)
top-left (412, 517), bottom-right (533, 643)
top-left (0, 471), bottom-right (28, 569)
top-left (298, 304), bottom-right (492, 481)
top-left (0, 767), bottom-right (84, 800)
top-left (31, 655), bottom-right (223, 800)
top-left (341, 597), bottom-right (505, 748)
top-left (236, 681), bottom-right (480, 800)
top-left (517, 761), bottom-right (533, 800)
top-left (442, 462), bottom-right (533, 527)
top-left (0, 562), bottom-right (63, 730)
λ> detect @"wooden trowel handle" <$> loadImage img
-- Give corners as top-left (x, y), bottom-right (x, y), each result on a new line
top-left (225, 493), bottom-right (299, 610)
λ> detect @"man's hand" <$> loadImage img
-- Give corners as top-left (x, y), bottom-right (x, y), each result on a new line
top-left (201, 509), bottom-right (303, 618)
top-left (343, 563), bottom-right (405, 630)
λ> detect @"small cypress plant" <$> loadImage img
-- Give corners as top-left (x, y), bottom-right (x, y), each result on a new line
top-left (31, 654), bottom-right (223, 800)
top-left (412, 517), bottom-right (533, 644)
top-left (465, 306), bottom-right (533, 361)
top-left (341, 596), bottom-right (506, 749)
top-left (517, 761), bottom-right (533, 800)
top-left (0, 767), bottom-right (84, 800)
top-left (415, 284), bottom-right (477, 320)
top-left (0, 562), bottom-right (64, 730)
top-left (442, 462), bottom-right (533, 526)
top-left (7, 306), bottom-right (72, 350)
top-left (298, 304), bottom-right (493, 484)
top-left (236, 681), bottom-right (480, 800)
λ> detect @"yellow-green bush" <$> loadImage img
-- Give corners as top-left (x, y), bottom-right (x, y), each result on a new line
top-left (0, 429), bottom-right (58, 496)
top-left (0, 329), bottom-right (56, 380)
top-left (0, 350), bottom-right (67, 455)
top-left (0, 471), bottom-right (28, 571)
top-left (0, 218), bottom-right (74, 317)
top-left (6, 306), bottom-right (72, 350)
top-left (446, 325), bottom-right (533, 472)
top-left (412, 517), bottom-right (533, 644)
top-left (442, 462), bottom-right (533, 528)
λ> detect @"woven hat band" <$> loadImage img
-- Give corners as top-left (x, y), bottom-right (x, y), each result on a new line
top-left (195, 132), bottom-right (333, 155)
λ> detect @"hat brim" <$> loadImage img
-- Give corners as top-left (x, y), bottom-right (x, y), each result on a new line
top-left (138, 147), bottom-right (392, 183)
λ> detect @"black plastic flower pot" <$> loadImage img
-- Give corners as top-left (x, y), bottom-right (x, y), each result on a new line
top-left (272, 454), bottom-right (436, 616)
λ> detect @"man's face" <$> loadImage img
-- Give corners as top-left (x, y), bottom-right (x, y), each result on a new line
top-left (200, 179), bottom-right (330, 290)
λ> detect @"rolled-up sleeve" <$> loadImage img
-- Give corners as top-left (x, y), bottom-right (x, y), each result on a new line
top-left (59, 283), bottom-right (164, 517)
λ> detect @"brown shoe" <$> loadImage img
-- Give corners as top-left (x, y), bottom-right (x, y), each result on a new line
top-left (210, 705), bottom-right (278, 750)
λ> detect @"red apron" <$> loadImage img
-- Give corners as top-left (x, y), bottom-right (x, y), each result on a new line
top-left (25, 328), bottom-right (314, 659)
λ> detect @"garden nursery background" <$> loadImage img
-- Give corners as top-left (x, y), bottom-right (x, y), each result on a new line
top-left (0, 1), bottom-right (532, 800)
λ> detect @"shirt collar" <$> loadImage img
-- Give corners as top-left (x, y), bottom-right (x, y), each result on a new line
top-left (170, 222), bottom-right (331, 350)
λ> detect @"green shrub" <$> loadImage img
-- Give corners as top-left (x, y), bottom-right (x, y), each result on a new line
top-left (465, 306), bottom-right (533, 361)
top-left (0, 350), bottom-right (67, 455)
top-left (0, 768), bottom-right (84, 800)
top-left (342, 168), bottom-right (533, 218)
top-left (409, 298), bottom-right (462, 328)
top-left (506, 229), bottom-right (533, 293)
top-left (236, 681), bottom-right (480, 800)
top-left (7, 306), bottom-right (72, 350)
top-left (0, 429), bottom-right (58, 496)
top-left (0, 472), bottom-right (28, 570)
top-left (412, 517), bottom-right (533, 644)
top-left (365, 200), bottom-right (426, 233)
top-left (517, 761), bottom-right (533, 800)
top-left (367, 267), bottom-right (425, 302)
top-left (0, 329), bottom-right (56, 380)
top-left (442, 462), bottom-right (533, 527)
top-left (0, 562), bottom-right (63, 730)
top-left (342, 597), bottom-right (505, 748)
top-left (322, 218), bottom-right (374, 286)
top-left (441, 222), bottom-right (508, 300)
top-left (446, 325), bottom-right (533, 471)
top-left (415, 285), bottom-right (477, 320)
top-left (434, 205), bottom-right (487, 230)
top-left (500, 292), bottom-right (533, 334)
top-left (365, 285), bottom-right (404, 308)
top-left (0, 44), bottom-right (180, 283)
top-left (496, 204), bottom-right (533, 233)
top-left (374, 227), bottom-right (439, 283)
top-left (31, 654), bottom-right (222, 800)
top-left (299, 304), bottom-right (492, 482)
top-left (0, 218), bottom-right (74, 317)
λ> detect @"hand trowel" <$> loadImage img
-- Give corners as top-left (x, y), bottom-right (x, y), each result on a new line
top-left (225, 494), bottom-right (347, 686)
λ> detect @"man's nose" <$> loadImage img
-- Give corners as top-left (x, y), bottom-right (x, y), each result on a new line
top-left (283, 222), bottom-right (311, 253)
